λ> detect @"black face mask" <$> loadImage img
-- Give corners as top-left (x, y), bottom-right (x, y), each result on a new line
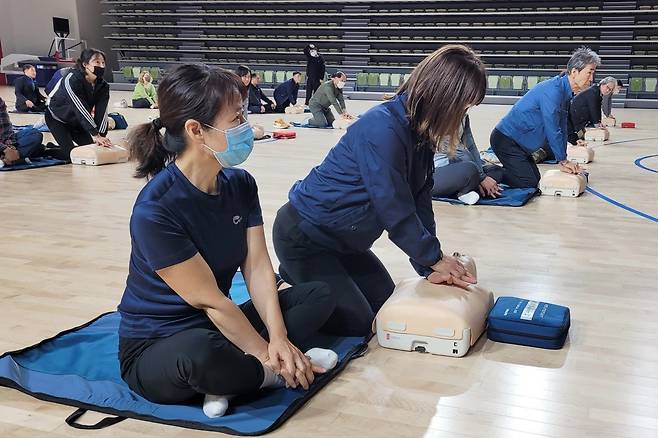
top-left (92, 66), bottom-right (105, 78)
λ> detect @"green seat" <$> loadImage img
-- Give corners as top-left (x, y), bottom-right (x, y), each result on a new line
top-left (499, 76), bottom-right (512, 89)
top-left (403, 73), bottom-right (412, 83)
top-left (644, 77), bottom-right (657, 92)
top-left (512, 75), bottom-right (524, 90)
top-left (356, 72), bottom-right (368, 87)
top-left (263, 70), bottom-right (274, 83)
top-left (379, 73), bottom-right (390, 87)
top-left (275, 70), bottom-right (286, 83)
top-left (630, 77), bottom-right (644, 92)
top-left (254, 70), bottom-right (265, 81)
top-left (122, 66), bottom-right (133, 80)
top-left (539, 76), bottom-right (551, 82)
top-left (368, 73), bottom-right (379, 86)
top-left (286, 71), bottom-right (295, 81)
top-left (132, 66), bottom-right (141, 78)
top-left (526, 76), bottom-right (539, 89)
top-left (149, 67), bottom-right (160, 81)
top-left (487, 75), bottom-right (499, 89)
top-left (390, 73), bottom-right (401, 87)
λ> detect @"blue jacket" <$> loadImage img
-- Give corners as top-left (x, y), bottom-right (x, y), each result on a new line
top-left (273, 78), bottom-right (299, 106)
top-left (496, 74), bottom-right (573, 162)
top-left (289, 94), bottom-right (442, 276)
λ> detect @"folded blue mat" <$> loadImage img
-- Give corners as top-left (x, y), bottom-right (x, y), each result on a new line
top-left (0, 272), bottom-right (368, 435)
top-left (432, 186), bottom-right (539, 207)
top-left (290, 121), bottom-right (333, 129)
top-left (0, 157), bottom-right (67, 171)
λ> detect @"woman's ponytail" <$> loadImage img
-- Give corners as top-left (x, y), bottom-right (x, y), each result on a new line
top-left (128, 118), bottom-right (173, 179)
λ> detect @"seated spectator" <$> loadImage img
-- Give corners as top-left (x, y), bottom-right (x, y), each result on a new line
top-left (0, 97), bottom-right (47, 168)
top-left (432, 115), bottom-right (503, 204)
top-left (248, 73), bottom-right (275, 114)
top-left (273, 72), bottom-right (302, 112)
top-left (132, 71), bottom-right (158, 109)
top-left (14, 64), bottom-right (46, 113)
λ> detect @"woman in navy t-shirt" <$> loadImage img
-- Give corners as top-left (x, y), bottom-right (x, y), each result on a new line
top-left (118, 64), bottom-right (336, 416)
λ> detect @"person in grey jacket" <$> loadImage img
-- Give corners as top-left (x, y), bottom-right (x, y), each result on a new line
top-left (432, 115), bottom-right (503, 203)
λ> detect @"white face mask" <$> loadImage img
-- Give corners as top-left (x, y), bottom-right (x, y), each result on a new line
top-left (310, 50), bottom-right (318, 57)
top-left (336, 81), bottom-right (346, 89)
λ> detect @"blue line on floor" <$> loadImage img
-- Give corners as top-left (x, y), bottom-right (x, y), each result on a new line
top-left (634, 154), bottom-right (658, 174)
top-left (585, 187), bottom-right (658, 223)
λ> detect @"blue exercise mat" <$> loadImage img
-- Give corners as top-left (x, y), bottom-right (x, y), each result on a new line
top-left (0, 157), bottom-right (67, 171)
top-left (13, 123), bottom-right (50, 133)
top-left (290, 121), bottom-right (333, 129)
top-left (0, 272), bottom-right (368, 435)
top-left (433, 186), bottom-right (539, 207)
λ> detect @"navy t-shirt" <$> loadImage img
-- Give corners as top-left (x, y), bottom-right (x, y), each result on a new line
top-left (118, 163), bottom-right (263, 339)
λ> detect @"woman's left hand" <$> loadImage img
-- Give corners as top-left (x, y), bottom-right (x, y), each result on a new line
top-left (268, 337), bottom-right (315, 389)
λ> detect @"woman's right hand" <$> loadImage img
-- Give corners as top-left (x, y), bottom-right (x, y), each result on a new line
top-left (559, 160), bottom-right (581, 174)
top-left (265, 337), bottom-right (316, 390)
top-left (94, 135), bottom-right (113, 148)
top-left (428, 255), bottom-right (477, 288)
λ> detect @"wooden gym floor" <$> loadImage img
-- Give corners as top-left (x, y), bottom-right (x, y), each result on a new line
top-left (1, 86), bottom-right (657, 438)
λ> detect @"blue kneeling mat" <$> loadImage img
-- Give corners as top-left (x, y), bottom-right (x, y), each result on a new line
top-left (487, 297), bottom-right (571, 349)
top-left (0, 157), bottom-right (68, 171)
top-left (290, 121), bottom-right (333, 129)
top-left (432, 186), bottom-right (539, 207)
top-left (0, 272), bottom-right (368, 435)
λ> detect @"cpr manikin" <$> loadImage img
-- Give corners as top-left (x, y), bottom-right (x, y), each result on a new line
top-left (284, 105), bottom-right (305, 115)
top-left (69, 143), bottom-right (129, 166)
top-left (539, 169), bottom-right (588, 197)
top-left (374, 253), bottom-right (494, 357)
top-left (567, 144), bottom-right (595, 164)
top-left (584, 127), bottom-right (609, 144)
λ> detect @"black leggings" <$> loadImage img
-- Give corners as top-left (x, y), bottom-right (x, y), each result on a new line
top-left (490, 128), bottom-right (541, 188)
top-left (273, 202), bottom-right (395, 337)
top-left (119, 281), bottom-right (335, 404)
top-left (132, 98), bottom-right (152, 108)
top-left (45, 110), bottom-right (93, 162)
top-left (432, 161), bottom-right (504, 199)
top-left (305, 77), bottom-right (321, 105)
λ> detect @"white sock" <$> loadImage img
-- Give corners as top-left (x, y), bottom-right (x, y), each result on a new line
top-left (305, 348), bottom-right (338, 371)
top-left (458, 191), bottom-right (480, 205)
top-left (203, 394), bottom-right (232, 418)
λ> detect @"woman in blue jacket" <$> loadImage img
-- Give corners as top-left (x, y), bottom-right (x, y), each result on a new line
top-left (273, 45), bottom-right (484, 336)
top-left (490, 47), bottom-right (600, 188)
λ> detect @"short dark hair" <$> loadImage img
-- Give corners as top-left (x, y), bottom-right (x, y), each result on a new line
top-left (128, 64), bottom-right (246, 179)
top-left (236, 65), bottom-right (251, 78)
top-left (617, 79), bottom-right (624, 87)
top-left (293, 71), bottom-right (302, 76)
top-left (76, 48), bottom-right (106, 71)
top-left (22, 64), bottom-right (35, 73)
top-left (331, 71), bottom-right (345, 79)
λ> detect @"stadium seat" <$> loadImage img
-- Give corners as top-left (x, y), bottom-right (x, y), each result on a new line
top-left (645, 77), bottom-right (657, 92)
top-left (122, 66), bottom-right (133, 80)
top-left (390, 73), bottom-right (401, 87)
top-left (630, 77), bottom-right (644, 93)
top-left (356, 72), bottom-right (368, 88)
top-left (499, 76), bottom-right (513, 89)
top-left (275, 71), bottom-right (286, 83)
top-left (368, 73), bottom-right (380, 86)
top-left (403, 73), bottom-right (412, 83)
top-left (132, 67), bottom-right (141, 78)
top-left (488, 75), bottom-right (500, 89)
top-left (526, 76), bottom-right (539, 89)
top-left (149, 67), bottom-right (160, 82)
top-left (512, 76), bottom-right (524, 90)
top-left (379, 73), bottom-right (390, 87)
top-left (263, 70), bottom-right (274, 83)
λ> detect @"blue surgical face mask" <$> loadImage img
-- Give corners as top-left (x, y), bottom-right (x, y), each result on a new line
top-left (202, 121), bottom-right (254, 168)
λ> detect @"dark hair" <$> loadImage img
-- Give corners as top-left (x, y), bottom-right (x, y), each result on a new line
top-left (331, 71), bottom-right (345, 79)
top-left (397, 44), bottom-right (486, 154)
top-left (128, 64), bottom-right (246, 179)
top-left (22, 64), bottom-right (34, 72)
top-left (617, 79), bottom-right (624, 87)
top-left (236, 65), bottom-right (251, 78)
top-left (76, 48), bottom-right (106, 71)
top-left (293, 71), bottom-right (302, 76)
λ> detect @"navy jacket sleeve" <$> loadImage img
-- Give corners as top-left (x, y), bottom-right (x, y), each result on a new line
top-left (257, 88), bottom-right (273, 106)
top-left (354, 128), bottom-right (442, 274)
top-left (539, 89), bottom-right (568, 162)
top-left (410, 166), bottom-right (441, 277)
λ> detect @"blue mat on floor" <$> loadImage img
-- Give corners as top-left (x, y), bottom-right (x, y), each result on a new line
top-left (433, 186), bottom-right (539, 207)
top-left (13, 123), bottom-right (50, 133)
top-left (290, 121), bottom-right (333, 129)
top-left (0, 157), bottom-right (67, 171)
top-left (0, 272), bottom-right (368, 435)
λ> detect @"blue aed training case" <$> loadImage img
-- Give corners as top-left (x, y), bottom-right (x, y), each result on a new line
top-left (487, 297), bottom-right (571, 349)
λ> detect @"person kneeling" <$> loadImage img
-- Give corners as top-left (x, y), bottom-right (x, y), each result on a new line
top-left (118, 64), bottom-right (338, 417)
top-left (308, 72), bottom-right (354, 128)
top-left (432, 115), bottom-right (503, 204)
top-left (273, 72), bottom-right (301, 113)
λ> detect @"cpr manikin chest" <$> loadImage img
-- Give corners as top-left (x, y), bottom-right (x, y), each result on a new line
top-left (584, 127), bottom-right (609, 144)
top-left (284, 105), bottom-right (305, 115)
top-left (333, 117), bottom-right (355, 130)
top-left (70, 144), bottom-right (129, 166)
top-left (539, 169), bottom-right (588, 197)
top-left (374, 254), bottom-right (494, 357)
top-left (567, 145), bottom-right (595, 164)
top-left (601, 116), bottom-right (616, 127)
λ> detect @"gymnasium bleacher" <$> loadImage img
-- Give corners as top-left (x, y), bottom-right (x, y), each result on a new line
top-left (102, 0), bottom-right (658, 107)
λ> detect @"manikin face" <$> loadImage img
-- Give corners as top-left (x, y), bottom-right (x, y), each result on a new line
top-left (569, 64), bottom-right (597, 93)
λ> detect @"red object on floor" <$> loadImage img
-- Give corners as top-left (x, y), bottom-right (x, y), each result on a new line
top-left (621, 122), bottom-right (636, 128)
top-left (273, 130), bottom-right (297, 139)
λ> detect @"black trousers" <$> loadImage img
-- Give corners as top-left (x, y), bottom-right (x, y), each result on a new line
top-left (132, 98), bottom-right (152, 108)
top-left (273, 202), bottom-right (395, 337)
top-left (119, 282), bottom-right (335, 404)
top-left (304, 77), bottom-right (321, 105)
top-left (432, 161), bottom-right (504, 199)
top-left (16, 101), bottom-right (46, 113)
top-left (45, 110), bottom-right (94, 162)
top-left (274, 99), bottom-right (291, 113)
top-left (490, 128), bottom-right (541, 188)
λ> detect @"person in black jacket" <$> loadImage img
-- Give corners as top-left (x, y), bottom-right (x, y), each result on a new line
top-left (567, 76), bottom-right (616, 144)
top-left (45, 48), bottom-right (112, 162)
top-left (248, 73), bottom-right (276, 114)
top-left (304, 44), bottom-right (325, 105)
top-left (14, 64), bottom-right (47, 113)
top-left (273, 72), bottom-right (301, 112)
